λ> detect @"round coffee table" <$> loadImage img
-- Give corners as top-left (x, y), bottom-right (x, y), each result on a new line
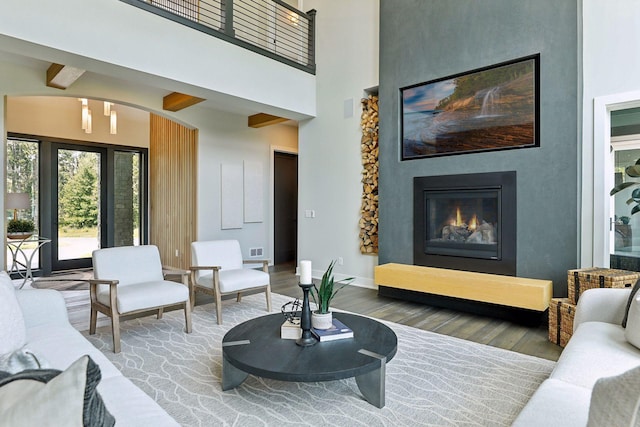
top-left (222, 312), bottom-right (397, 408)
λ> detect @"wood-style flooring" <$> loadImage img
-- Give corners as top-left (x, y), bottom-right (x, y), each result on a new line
top-left (267, 263), bottom-right (562, 362)
top-left (52, 262), bottom-right (562, 362)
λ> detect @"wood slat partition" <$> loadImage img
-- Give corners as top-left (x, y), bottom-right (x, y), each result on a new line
top-left (149, 113), bottom-right (198, 269)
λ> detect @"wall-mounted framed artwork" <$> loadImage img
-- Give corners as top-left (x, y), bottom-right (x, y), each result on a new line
top-left (401, 54), bottom-right (540, 160)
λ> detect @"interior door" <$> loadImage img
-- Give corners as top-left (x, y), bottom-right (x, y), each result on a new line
top-left (274, 151), bottom-right (298, 264)
top-left (52, 144), bottom-right (107, 270)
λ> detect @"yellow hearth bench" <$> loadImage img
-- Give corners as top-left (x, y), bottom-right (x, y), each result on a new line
top-left (374, 263), bottom-right (552, 312)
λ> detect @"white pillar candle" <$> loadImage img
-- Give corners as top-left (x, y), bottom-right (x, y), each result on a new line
top-left (300, 260), bottom-right (312, 284)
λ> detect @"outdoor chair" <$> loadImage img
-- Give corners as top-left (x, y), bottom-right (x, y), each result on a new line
top-left (190, 240), bottom-right (271, 324)
top-left (89, 245), bottom-right (192, 353)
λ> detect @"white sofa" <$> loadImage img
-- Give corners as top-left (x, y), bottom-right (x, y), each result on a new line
top-left (5, 287), bottom-right (179, 426)
top-left (514, 288), bottom-right (640, 426)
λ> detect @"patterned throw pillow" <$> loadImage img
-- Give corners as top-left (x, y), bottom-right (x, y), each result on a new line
top-left (0, 355), bottom-right (115, 427)
top-left (622, 278), bottom-right (640, 328)
top-left (587, 365), bottom-right (640, 427)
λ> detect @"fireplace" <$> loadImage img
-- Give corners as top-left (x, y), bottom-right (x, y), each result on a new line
top-left (414, 171), bottom-right (516, 275)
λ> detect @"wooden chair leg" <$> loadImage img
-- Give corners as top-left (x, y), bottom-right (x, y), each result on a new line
top-left (265, 284), bottom-right (272, 313)
top-left (111, 314), bottom-right (121, 353)
top-left (236, 292), bottom-right (242, 302)
top-left (89, 304), bottom-right (98, 335)
top-left (157, 307), bottom-right (164, 319)
top-left (184, 301), bottom-right (192, 333)
top-left (215, 289), bottom-right (223, 325)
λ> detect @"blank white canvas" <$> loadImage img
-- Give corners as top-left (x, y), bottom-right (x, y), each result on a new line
top-left (221, 164), bottom-right (243, 229)
top-left (244, 161), bottom-right (264, 223)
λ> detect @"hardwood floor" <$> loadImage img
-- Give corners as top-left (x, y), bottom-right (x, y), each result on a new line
top-left (267, 263), bottom-right (562, 362)
top-left (52, 262), bottom-right (562, 362)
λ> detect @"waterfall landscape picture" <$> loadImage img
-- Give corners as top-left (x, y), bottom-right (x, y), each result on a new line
top-left (401, 55), bottom-right (539, 160)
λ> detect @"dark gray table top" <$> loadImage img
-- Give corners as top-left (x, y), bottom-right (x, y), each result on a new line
top-left (222, 312), bottom-right (398, 382)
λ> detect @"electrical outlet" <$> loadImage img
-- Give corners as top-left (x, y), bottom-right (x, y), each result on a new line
top-left (338, 257), bottom-right (344, 265)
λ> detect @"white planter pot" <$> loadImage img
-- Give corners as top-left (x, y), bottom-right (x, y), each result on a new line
top-left (311, 311), bottom-right (333, 330)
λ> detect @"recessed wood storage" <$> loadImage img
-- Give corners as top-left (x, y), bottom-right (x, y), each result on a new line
top-left (359, 95), bottom-right (379, 254)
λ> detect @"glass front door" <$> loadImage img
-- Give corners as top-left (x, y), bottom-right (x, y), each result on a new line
top-left (611, 140), bottom-right (640, 258)
top-left (52, 145), bottom-right (106, 270)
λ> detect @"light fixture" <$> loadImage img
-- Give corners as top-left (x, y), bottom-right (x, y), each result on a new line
top-left (110, 110), bottom-right (117, 135)
top-left (78, 99), bottom-right (118, 134)
top-left (6, 193), bottom-right (30, 221)
top-left (85, 109), bottom-right (92, 134)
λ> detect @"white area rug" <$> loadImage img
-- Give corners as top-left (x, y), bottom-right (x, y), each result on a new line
top-left (83, 293), bottom-right (554, 426)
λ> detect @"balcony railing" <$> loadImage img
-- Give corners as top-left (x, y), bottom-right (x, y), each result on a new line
top-left (120, 0), bottom-right (316, 74)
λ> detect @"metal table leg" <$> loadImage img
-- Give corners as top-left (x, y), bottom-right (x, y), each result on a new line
top-left (355, 349), bottom-right (387, 408)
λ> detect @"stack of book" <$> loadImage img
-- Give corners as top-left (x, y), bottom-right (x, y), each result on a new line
top-left (311, 318), bottom-right (354, 342)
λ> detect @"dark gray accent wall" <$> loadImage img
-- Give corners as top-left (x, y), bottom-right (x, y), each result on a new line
top-left (378, 0), bottom-right (578, 296)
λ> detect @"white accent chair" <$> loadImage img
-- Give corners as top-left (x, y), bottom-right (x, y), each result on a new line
top-left (190, 240), bottom-right (271, 324)
top-left (89, 245), bottom-right (192, 353)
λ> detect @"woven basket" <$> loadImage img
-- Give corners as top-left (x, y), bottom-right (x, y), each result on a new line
top-left (567, 268), bottom-right (640, 304)
top-left (548, 298), bottom-right (576, 348)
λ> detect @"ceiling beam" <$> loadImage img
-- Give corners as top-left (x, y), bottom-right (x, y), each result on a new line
top-left (248, 113), bottom-right (288, 128)
top-left (46, 63), bottom-right (86, 90)
top-left (163, 92), bottom-right (206, 112)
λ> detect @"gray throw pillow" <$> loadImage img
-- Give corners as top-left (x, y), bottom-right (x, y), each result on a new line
top-left (0, 355), bottom-right (115, 427)
top-left (587, 365), bottom-right (640, 427)
top-left (623, 278), bottom-right (640, 328)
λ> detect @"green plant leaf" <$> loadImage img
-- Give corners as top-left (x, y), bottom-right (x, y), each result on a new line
top-left (627, 165), bottom-right (640, 177)
top-left (627, 198), bottom-right (635, 205)
top-left (611, 182), bottom-right (638, 195)
top-left (632, 205), bottom-right (640, 216)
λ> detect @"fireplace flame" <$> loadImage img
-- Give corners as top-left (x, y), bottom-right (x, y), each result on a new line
top-left (450, 207), bottom-right (478, 230)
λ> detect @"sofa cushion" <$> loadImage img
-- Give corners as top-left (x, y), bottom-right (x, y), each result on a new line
top-left (98, 376), bottom-right (180, 427)
top-left (0, 355), bottom-right (115, 427)
top-left (552, 321), bottom-right (640, 389)
top-left (0, 271), bottom-right (26, 356)
top-left (197, 268), bottom-right (270, 293)
top-left (96, 280), bottom-right (189, 314)
top-left (622, 278), bottom-right (640, 328)
top-left (25, 324), bottom-right (122, 380)
top-left (625, 291), bottom-right (640, 349)
top-left (512, 378), bottom-right (591, 427)
top-left (587, 365), bottom-right (640, 427)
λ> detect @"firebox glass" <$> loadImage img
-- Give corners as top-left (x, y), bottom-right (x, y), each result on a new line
top-left (424, 190), bottom-right (500, 259)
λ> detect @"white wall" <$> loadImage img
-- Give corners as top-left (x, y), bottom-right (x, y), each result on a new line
top-left (0, 0), bottom-right (316, 119)
top-left (0, 59), bottom-right (297, 266)
top-left (297, 0), bottom-right (379, 286)
top-left (581, 0), bottom-right (640, 267)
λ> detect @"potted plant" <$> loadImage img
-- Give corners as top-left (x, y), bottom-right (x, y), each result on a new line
top-left (310, 260), bottom-right (354, 329)
top-left (7, 218), bottom-right (35, 240)
top-left (611, 158), bottom-right (640, 215)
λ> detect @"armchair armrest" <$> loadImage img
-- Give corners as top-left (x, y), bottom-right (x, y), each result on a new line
top-left (243, 259), bottom-right (269, 272)
top-left (189, 266), bottom-right (221, 271)
top-left (16, 289), bottom-right (69, 329)
top-left (573, 288), bottom-right (632, 331)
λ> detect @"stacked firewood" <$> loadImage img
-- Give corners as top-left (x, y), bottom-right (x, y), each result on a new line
top-left (359, 94), bottom-right (379, 254)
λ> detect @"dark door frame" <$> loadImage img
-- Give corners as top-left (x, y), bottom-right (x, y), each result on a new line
top-left (8, 132), bottom-right (149, 275)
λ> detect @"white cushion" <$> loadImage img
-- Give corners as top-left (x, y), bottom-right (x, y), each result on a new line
top-left (93, 245), bottom-right (164, 287)
top-left (587, 365), bottom-right (640, 427)
top-left (0, 271), bottom-right (26, 356)
top-left (552, 321), bottom-right (640, 389)
top-left (191, 240), bottom-right (243, 281)
top-left (97, 280), bottom-right (189, 314)
top-left (196, 268), bottom-right (269, 293)
top-left (625, 291), bottom-right (640, 349)
top-left (512, 379), bottom-right (591, 427)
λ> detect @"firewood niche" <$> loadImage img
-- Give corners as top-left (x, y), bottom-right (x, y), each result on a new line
top-left (359, 95), bottom-right (379, 254)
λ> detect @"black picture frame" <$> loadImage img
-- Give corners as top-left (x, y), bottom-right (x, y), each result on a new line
top-left (400, 54), bottom-right (540, 160)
